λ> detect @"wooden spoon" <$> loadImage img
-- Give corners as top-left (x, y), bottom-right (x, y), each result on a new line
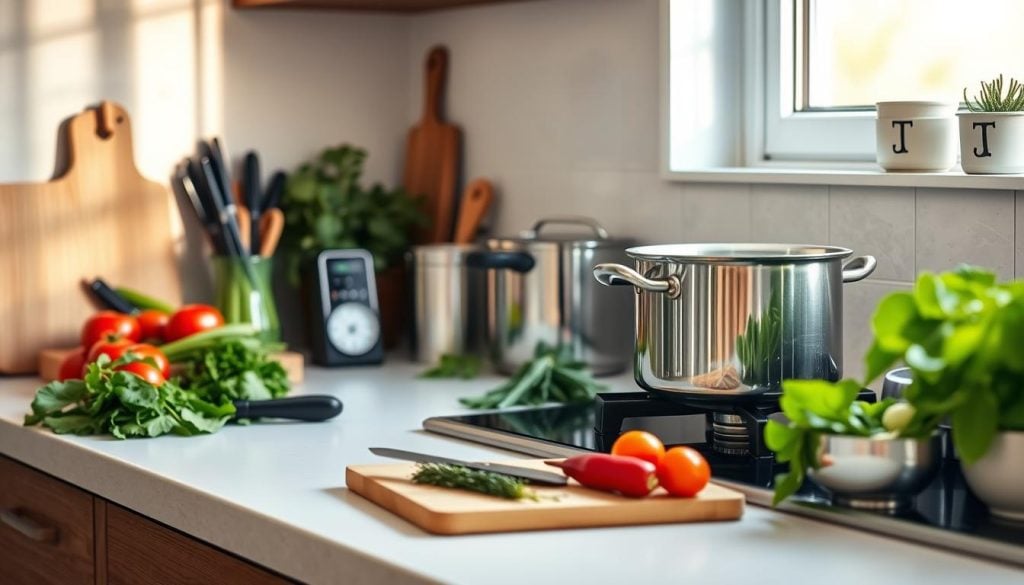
top-left (453, 178), bottom-right (494, 244)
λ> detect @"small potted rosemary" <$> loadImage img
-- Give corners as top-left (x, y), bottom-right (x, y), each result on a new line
top-left (959, 75), bottom-right (1024, 174)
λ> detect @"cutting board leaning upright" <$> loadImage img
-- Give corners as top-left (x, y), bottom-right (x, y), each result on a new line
top-left (0, 101), bottom-right (182, 373)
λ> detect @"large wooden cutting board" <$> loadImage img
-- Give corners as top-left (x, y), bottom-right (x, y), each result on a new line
top-left (404, 45), bottom-right (461, 244)
top-left (346, 459), bottom-right (744, 535)
top-left (0, 102), bottom-right (181, 373)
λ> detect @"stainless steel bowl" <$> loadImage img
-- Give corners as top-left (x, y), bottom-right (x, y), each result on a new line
top-left (808, 433), bottom-right (941, 511)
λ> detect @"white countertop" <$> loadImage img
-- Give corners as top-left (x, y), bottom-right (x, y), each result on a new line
top-left (1, 362), bottom-right (1021, 584)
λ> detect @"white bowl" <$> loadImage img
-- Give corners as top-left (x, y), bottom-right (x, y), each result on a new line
top-left (962, 431), bottom-right (1024, 521)
top-left (876, 101), bottom-right (958, 118)
top-left (876, 116), bottom-right (958, 171)
top-left (958, 112), bottom-right (1024, 174)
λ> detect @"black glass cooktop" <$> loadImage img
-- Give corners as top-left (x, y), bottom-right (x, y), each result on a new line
top-left (423, 394), bottom-right (1024, 569)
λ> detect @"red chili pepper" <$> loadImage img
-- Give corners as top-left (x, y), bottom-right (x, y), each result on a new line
top-left (546, 454), bottom-right (658, 498)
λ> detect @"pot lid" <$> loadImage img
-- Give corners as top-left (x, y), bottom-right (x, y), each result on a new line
top-left (498, 216), bottom-right (632, 247)
top-left (627, 243), bottom-right (854, 263)
top-left (410, 243), bottom-right (482, 265)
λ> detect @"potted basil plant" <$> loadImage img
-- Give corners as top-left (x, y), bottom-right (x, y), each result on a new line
top-left (959, 75), bottom-right (1024, 174)
top-left (767, 266), bottom-right (1024, 520)
top-left (863, 266), bottom-right (1024, 520)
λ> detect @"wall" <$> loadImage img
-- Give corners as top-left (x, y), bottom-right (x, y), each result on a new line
top-left (408, 0), bottom-right (1023, 383)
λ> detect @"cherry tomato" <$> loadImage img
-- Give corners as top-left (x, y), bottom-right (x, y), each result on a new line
top-left (137, 310), bottom-right (170, 341)
top-left (611, 430), bottom-right (666, 466)
top-left (114, 361), bottom-right (165, 385)
top-left (57, 348), bottom-right (87, 381)
top-left (125, 343), bottom-right (171, 379)
top-left (163, 305), bottom-right (224, 342)
top-left (81, 311), bottom-right (141, 348)
top-left (657, 446), bottom-right (711, 497)
top-left (86, 336), bottom-right (133, 364)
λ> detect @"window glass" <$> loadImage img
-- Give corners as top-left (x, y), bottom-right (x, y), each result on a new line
top-left (807, 0), bottom-right (1024, 110)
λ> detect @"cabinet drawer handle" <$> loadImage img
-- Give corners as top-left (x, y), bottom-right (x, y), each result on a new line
top-left (0, 509), bottom-right (58, 543)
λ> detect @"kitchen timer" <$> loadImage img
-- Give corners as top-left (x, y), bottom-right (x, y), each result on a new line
top-left (308, 249), bottom-right (383, 366)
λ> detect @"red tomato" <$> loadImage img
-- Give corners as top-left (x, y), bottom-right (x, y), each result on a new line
top-left (137, 310), bottom-right (170, 341)
top-left (114, 362), bottom-right (165, 385)
top-left (657, 446), bottom-right (711, 498)
top-left (125, 344), bottom-right (171, 378)
top-left (57, 348), bottom-right (87, 381)
top-left (81, 311), bottom-right (141, 348)
top-left (163, 305), bottom-right (224, 342)
top-left (86, 337), bottom-right (133, 364)
top-left (611, 430), bottom-right (666, 466)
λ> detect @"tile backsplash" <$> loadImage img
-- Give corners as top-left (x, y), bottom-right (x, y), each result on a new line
top-left (407, 0), bottom-right (1022, 385)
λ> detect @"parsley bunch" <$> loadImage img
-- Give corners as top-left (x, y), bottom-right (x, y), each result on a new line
top-left (24, 356), bottom-right (234, 439)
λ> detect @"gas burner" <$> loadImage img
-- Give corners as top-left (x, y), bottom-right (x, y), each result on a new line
top-left (594, 389), bottom-right (877, 459)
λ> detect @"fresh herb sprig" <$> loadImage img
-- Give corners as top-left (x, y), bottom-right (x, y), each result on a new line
top-left (411, 463), bottom-right (537, 500)
top-left (176, 340), bottom-right (289, 405)
top-left (459, 343), bottom-right (606, 409)
top-left (420, 354), bottom-right (483, 380)
top-left (24, 355), bottom-right (234, 439)
top-left (964, 74), bottom-right (1024, 112)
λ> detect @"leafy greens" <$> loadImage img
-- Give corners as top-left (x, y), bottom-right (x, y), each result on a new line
top-left (24, 356), bottom-right (234, 439)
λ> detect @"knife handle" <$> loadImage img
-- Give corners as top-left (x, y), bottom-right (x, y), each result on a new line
top-left (233, 395), bottom-right (343, 422)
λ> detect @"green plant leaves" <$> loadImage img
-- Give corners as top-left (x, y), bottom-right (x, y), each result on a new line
top-left (952, 387), bottom-right (998, 465)
top-left (280, 144), bottom-right (428, 284)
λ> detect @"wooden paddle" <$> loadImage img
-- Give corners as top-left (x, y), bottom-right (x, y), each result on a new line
top-left (404, 45), bottom-right (461, 243)
top-left (453, 178), bottom-right (494, 244)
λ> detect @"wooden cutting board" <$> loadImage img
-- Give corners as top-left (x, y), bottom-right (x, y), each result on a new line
top-left (404, 45), bottom-right (461, 244)
top-left (0, 102), bottom-right (181, 373)
top-left (346, 459), bottom-right (744, 535)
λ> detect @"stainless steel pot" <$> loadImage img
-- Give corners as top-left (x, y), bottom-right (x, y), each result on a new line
top-left (468, 217), bottom-right (634, 375)
top-left (409, 244), bottom-right (486, 364)
top-left (594, 244), bottom-right (877, 400)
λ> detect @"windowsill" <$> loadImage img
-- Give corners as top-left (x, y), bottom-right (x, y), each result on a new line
top-left (664, 165), bottom-right (1024, 190)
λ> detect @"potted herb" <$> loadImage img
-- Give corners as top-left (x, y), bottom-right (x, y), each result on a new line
top-left (767, 266), bottom-right (1024, 519)
top-left (281, 145), bottom-right (427, 347)
top-left (959, 75), bottom-right (1024, 174)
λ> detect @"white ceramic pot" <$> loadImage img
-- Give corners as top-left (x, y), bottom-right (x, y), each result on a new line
top-left (958, 112), bottom-right (1024, 174)
top-left (876, 101), bottom-right (958, 119)
top-left (875, 116), bottom-right (958, 171)
top-left (961, 431), bottom-right (1024, 521)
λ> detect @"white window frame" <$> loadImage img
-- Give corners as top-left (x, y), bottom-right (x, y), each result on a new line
top-left (760, 0), bottom-right (876, 163)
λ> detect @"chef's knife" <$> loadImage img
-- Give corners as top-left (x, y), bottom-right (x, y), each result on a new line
top-left (232, 395), bottom-right (343, 422)
top-left (243, 151), bottom-right (262, 255)
top-left (368, 447), bottom-right (568, 486)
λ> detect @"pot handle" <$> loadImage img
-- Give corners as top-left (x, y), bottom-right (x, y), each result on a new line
top-left (521, 216), bottom-right (609, 240)
top-left (593, 263), bottom-right (681, 299)
top-left (466, 250), bottom-right (536, 272)
top-left (842, 255), bottom-right (877, 283)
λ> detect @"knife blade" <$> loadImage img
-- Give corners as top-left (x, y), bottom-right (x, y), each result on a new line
top-left (369, 447), bottom-right (567, 486)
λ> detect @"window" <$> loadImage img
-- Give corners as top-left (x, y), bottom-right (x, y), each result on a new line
top-left (764, 0), bottom-right (1024, 162)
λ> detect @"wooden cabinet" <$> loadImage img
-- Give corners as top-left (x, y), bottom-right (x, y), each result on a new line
top-left (104, 503), bottom-right (287, 585)
top-left (233, 0), bottom-right (526, 12)
top-left (0, 456), bottom-right (96, 584)
top-left (0, 456), bottom-right (290, 584)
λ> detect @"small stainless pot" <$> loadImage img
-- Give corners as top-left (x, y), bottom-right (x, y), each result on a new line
top-left (468, 217), bottom-right (634, 375)
top-left (594, 244), bottom-right (876, 401)
top-left (408, 244), bottom-right (486, 364)
top-left (809, 433), bottom-right (942, 511)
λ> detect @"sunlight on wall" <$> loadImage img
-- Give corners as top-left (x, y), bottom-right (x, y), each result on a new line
top-left (0, 0), bottom-right (222, 183)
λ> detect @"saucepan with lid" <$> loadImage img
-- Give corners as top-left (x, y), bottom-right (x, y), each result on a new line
top-left (594, 244), bottom-right (877, 402)
top-left (468, 217), bottom-right (634, 375)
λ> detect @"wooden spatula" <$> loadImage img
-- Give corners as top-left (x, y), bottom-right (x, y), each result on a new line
top-left (404, 45), bottom-right (461, 244)
top-left (453, 178), bottom-right (494, 244)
